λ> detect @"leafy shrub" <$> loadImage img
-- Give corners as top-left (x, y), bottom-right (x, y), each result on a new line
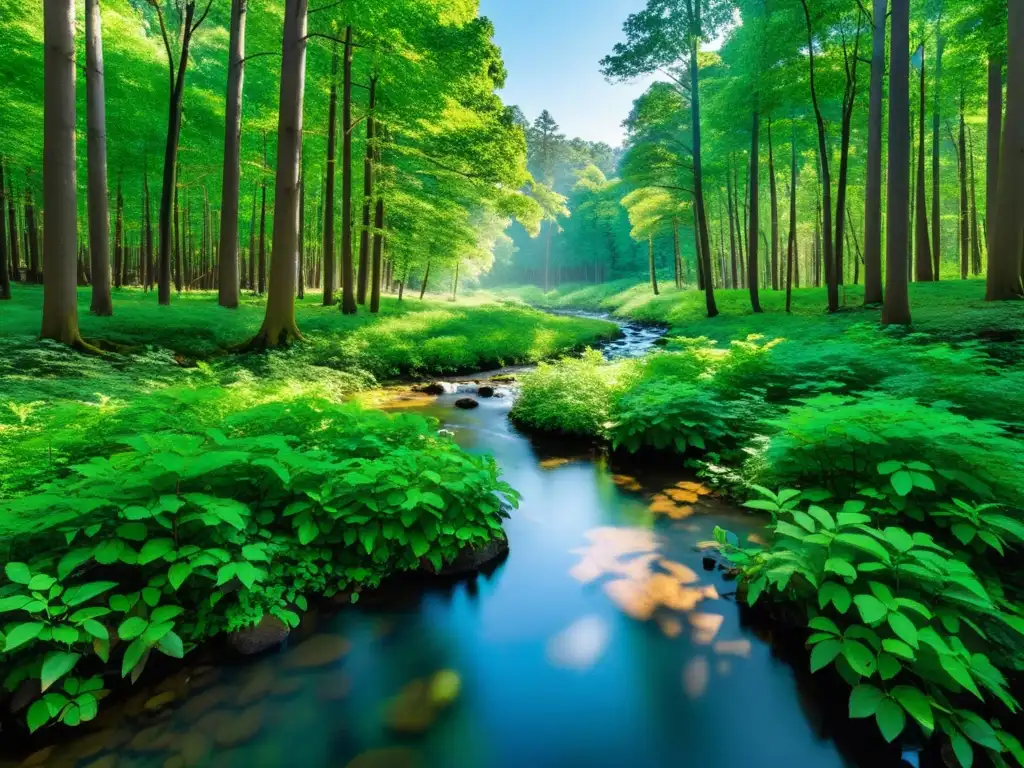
top-left (717, 471), bottom-right (1024, 768)
top-left (0, 404), bottom-right (517, 735)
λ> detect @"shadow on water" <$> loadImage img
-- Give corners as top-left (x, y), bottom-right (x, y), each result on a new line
top-left (32, 317), bottom-right (924, 768)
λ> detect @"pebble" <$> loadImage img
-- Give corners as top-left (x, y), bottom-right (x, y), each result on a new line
top-left (128, 724), bottom-right (173, 752)
top-left (145, 691), bottom-right (178, 712)
top-left (283, 634), bottom-right (351, 669)
top-left (17, 747), bottom-right (53, 768)
top-left (179, 731), bottom-right (211, 767)
top-left (213, 705), bottom-right (264, 748)
top-left (180, 686), bottom-right (231, 722)
top-left (236, 664), bottom-right (276, 707)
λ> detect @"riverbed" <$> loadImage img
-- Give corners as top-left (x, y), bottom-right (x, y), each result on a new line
top-left (35, 316), bottom-right (910, 768)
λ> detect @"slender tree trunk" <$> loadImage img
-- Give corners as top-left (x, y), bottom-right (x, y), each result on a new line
top-left (420, 258), bottom-right (430, 299)
top-left (787, 125), bottom-right (798, 311)
top-left (258, 178), bottom-right (267, 294)
top-left (915, 46), bottom-right (933, 281)
top-left (727, 166), bottom-right (738, 288)
top-left (932, 20), bottom-right (943, 280)
top-left (84, 0), bottom-right (112, 315)
top-left (249, 0), bottom-right (307, 346)
top-left (7, 174), bottom-right (20, 283)
top-left (41, 0), bottom-right (83, 345)
top-left (217, 0), bottom-right (246, 308)
top-left (297, 171), bottom-right (305, 298)
top-left (834, 23), bottom-right (863, 296)
top-left (370, 196), bottom-right (383, 312)
top-left (248, 181), bottom-right (257, 291)
top-left (115, 184), bottom-right (124, 288)
top-left (648, 235), bottom-right (660, 295)
top-left (174, 180), bottom-right (182, 292)
top-left (748, 105), bottom-right (762, 312)
top-left (322, 45), bottom-right (338, 305)
top-left (985, 0), bottom-right (1023, 300)
top-left (768, 117), bottom-right (779, 290)
top-left (26, 189), bottom-right (40, 284)
top-left (814, 181), bottom-right (822, 288)
top-left (144, 169), bottom-right (154, 290)
top-left (544, 220), bottom-right (552, 292)
top-left (0, 164), bottom-right (8, 300)
top-left (967, 126), bottom-right (982, 276)
top-left (958, 87), bottom-right (969, 280)
top-left (986, 53), bottom-right (1002, 268)
top-left (340, 26), bottom-right (357, 314)
top-left (800, 0), bottom-right (838, 313)
top-left (738, 161), bottom-right (747, 282)
top-left (357, 77), bottom-right (376, 304)
top-left (883, 0), bottom-right (911, 325)
top-left (672, 218), bottom-right (682, 288)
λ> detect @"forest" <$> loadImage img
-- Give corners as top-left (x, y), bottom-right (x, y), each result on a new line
top-left (0, 0), bottom-right (1022, 766)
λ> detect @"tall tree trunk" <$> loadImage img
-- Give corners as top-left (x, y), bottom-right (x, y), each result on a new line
top-left (694, 204), bottom-right (705, 290)
top-left (340, 26), bottom-right (357, 314)
top-left (85, 0), bottom-right (112, 315)
top-left (115, 183), bottom-right (124, 288)
top-left (787, 124), bottom-right (798, 311)
top-left (249, 0), bottom-right (307, 346)
top-left (748, 105), bottom-right (762, 312)
top-left (370, 196), bottom-right (383, 312)
top-left (814, 180), bottom-right (822, 288)
top-left (648, 235), bottom-right (660, 295)
top-left (672, 218), bottom-right (682, 288)
top-left (686, 0), bottom-right (717, 317)
top-left (26, 188), bottom-right (40, 284)
top-left (6, 173), bottom-right (20, 283)
top-left (985, 53), bottom-right (1002, 269)
top-left (768, 116), bottom-right (779, 290)
top-left (144, 169), bottom-right (154, 290)
top-left (883, 0), bottom-right (911, 325)
top-left (544, 220), bottom-right (552, 291)
top-left (322, 44), bottom-right (338, 305)
top-left (801, 0), bottom-right (838, 313)
top-left (834, 21), bottom-right (863, 296)
top-left (357, 77), bottom-right (377, 304)
top-left (173, 179), bottom-right (182, 292)
top-left (297, 171), bottom-right (305, 298)
top-left (0, 164), bottom-right (8, 299)
top-left (985, 0), bottom-right (1023, 300)
top-left (248, 181), bottom-right (257, 291)
top-left (217, 0), bottom-right (246, 308)
top-left (958, 87), bottom-right (969, 280)
top-left (420, 258), bottom-right (431, 300)
top-left (727, 165), bottom-right (738, 288)
top-left (915, 46), bottom-right (933, 281)
top-left (967, 126), bottom-right (982, 275)
top-left (41, 0), bottom-right (83, 345)
top-left (258, 178), bottom-right (267, 294)
top-left (932, 18), bottom-right (943, 280)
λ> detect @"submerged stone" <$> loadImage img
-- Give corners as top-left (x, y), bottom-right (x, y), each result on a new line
top-left (283, 634), bottom-right (351, 669)
top-left (454, 397), bottom-right (479, 409)
top-left (345, 748), bottom-right (423, 768)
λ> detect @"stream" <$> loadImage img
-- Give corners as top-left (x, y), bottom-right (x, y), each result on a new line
top-left (38, 315), bottom-right (911, 768)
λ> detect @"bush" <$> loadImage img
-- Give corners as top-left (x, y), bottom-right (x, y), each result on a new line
top-left (0, 403), bottom-right (517, 735)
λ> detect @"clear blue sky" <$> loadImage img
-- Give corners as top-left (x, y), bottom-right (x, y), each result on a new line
top-left (478, 0), bottom-right (655, 148)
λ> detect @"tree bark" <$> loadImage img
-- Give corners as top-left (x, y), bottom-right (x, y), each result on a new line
top-left (985, 0), bottom-right (1023, 300)
top-left (144, 169), bottom-right (154, 290)
top-left (768, 117), bottom-right (779, 290)
top-left (787, 123), bottom-right (798, 312)
top-left (322, 44), bottom-right (338, 305)
top-left (6, 172), bottom-right (20, 283)
top-left (85, 0), bottom-right (112, 315)
top-left (834, 21), bottom-right (863, 295)
top-left (915, 45), bottom-right (933, 281)
top-left (258, 177), bottom-right (267, 294)
top-left (986, 54), bottom-right (1002, 267)
top-left (0, 163), bottom-right (8, 300)
top-left (727, 163), bottom-right (738, 288)
top-left (297, 171), bottom-right (305, 298)
top-left (26, 188), bottom-right (40, 284)
top-left (420, 258), bottom-right (430, 299)
top-left (648, 235), bottom-right (660, 295)
top-left (248, 181), bottom-right (257, 291)
top-left (967, 127), bottom-right (982, 276)
top-left (931, 19), bottom-right (943, 280)
top-left (748, 105), bottom-right (762, 312)
top-left (883, 0), bottom-right (911, 325)
top-left (357, 76), bottom-right (377, 304)
top-left (114, 182), bottom-right (123, 288)
top-left (370, 196), bottom-right (383, 312)
top-left (41, 0), bottom-right (83, 345)
top-left (340, 26), bottom-right (357, 314)
top-left (801, 0), bottom-right (838, 313)
top-left (249, 0), bottom-right (307, 346)
top-left (958, 87), bottom-right (969, 280)
top-left (217, 0), bottom-right (247, 308)
top-left (672, 217), bottom-right (682, 288)
top-left (174, 179), bottom-right (182, 292)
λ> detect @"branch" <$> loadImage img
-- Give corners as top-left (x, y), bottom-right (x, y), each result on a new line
top-left (310, 0), bottom-right (348, 12)
top-left (149, 0), bottom-right (176, 91)
top-left (190, 0), bottom-right (214, 34)
top-left (240, 51), bottom-right (282, 65)
top-left (657, 67), bottom-right (691, 92)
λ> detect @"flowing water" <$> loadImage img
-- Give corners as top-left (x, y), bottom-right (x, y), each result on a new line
top-left (38, 316), bottom-right (914, 768)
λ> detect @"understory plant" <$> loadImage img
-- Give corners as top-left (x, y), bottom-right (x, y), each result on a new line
top-left (715, 459), bottom-right (1024, 768)
top-left (0, 402), bottom-right (517, 735)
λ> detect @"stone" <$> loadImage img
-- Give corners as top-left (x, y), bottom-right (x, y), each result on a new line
top-left (283, 634), bottom-right (351, 669)
top-left (179, 731), bottom-right (211, 767)
top-left (236, 664), bottom-right (276, 707)
top-left (477, 386), bottom-right (495, 397)
top-left (417, 382), bottom-right (446, 395)
top-left (385, 680), bottom-right (435, 734)
top-left (213, 706), bottom-right (263, 749)
top-left (316, 672), bottom-right (352, 702)
top-left (345, 748), bottom-right (424, 768)
top-left (436, 535), bottom-right (509, 576)
top-left (228, 615), bottom-right (290, 655)
top-left (270, 676), bottom-right (303, 698)
top-left (128, 724), bottom-right (172, 752)
top-left (144, 691), bottom-right (177, 712)
top-left (180, 686), bottom-right (230, 722)
top-left (18, 747), bottom-right (53, 768)
top-left (454, 397), bottom-right (479, 410)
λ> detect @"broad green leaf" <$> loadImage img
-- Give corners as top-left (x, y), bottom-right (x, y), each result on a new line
top-left (950, 731), bottom-right (974, 768)
top-left (849, 684), bottom-right (885, 718)
top-left (809, 639), bottom-right (842, 672)
top-left (877, 461), bottom-right (902, 475)
top-left (882, 638), bottom-right (917, 660)
top-left (887, 613), bottom-right (919, 649)
top-left (807, 505), bottom-right (835, 530)
top-left (118, 617), bottom-right (148, 641)
top-left (168, 563), bottom-right (192, 591)
top-left (5, 562), bottom-right (31, 584)
top-left (824, 558), bottom-right (857, 581)
top-left (138, 538), bottom-right (175, 565)
top-left (808, 616), bottom-right (841, 635)
top-left (121, 637), bottom-right (148, 678)
top-left (940, 656), bottom-right (983, 700)
top-left (27, 699), bottom-right (51, 733)
top-left (842, 639), bottom-right (876, 677)
top-left (818, 582), bottom-right (851, 614)
top-left (854, 594), bottom-right (888, 624)
top-left (3, 621), bottom-right (43, 651)
top-left (883, 527), bottom-right (914, 553)
top-left (890, 471), bottom-right (914, 497)
top-left (875, 697), bottom-right (906, 742)
top-left (877, 652), bottom-right (901, 681)
top-left (836, 533), bottom-right (891, 563)
top-left (41, 652), bottom-right (80, 692)
top-left (157, 630), bottom-right (184, 659)
top-left (891, 686), bottom-right (933, 732)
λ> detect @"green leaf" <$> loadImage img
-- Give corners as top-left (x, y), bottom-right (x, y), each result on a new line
top-left (360, 526), bottom-right (378, 555)
top-left (121, 637), bottom-right (148, 678)
top-left (877, 461), bottom-right (902, 475)
top-left (116, 522), bottom-right (149, 542)
top-left (877, 652), bottom-right (902, 681)
top-left (854, 594), bottom-right (888, 624)
top-left (27, 699), bottom-right (51, 733)
top-left (843, 639), bottom-right (876, 677)
top-left (818, 582), bottom-right (851, 614)
top-left (810, 639), bottom-right (842, 672)
top-left (849, 684), bottom-right (885, 718)
top-left (940, 656), bottom-right (983, 699)
top-left (168, 562), bottom-right (192, 591)
top-left (0, 595), bottom-right (33, 613)
top-left (887, 613), bottom-right (919, 649)
top-left (138, 538), bottom-right (175, 565)
top-left (28, 573), bottom-right (56, 592)
top-left (891, 686), bottom-right (933, 732)
top-left (157, 630), bottom-right (184, 659)
top-left (82, 620), bottom-right (108, 640)
top-left (5, 562), bottom-right (31, 584)
top-left (57, 549), bottom-right (94, 580)
top-left (883, 527), bottom-right (914, 553)
top-left (253, 458), bottom-right (291, 486)
top-left (41, 652), bottom-right (80, 692)
top-left (409, 531), bottom-right (430, 558)
top-left (3, 621), bottom-right (43, 651)
top-left (150, 605), bottom-right (183, 624)
top-left (950, 731), bottom-right (974, 768)
top-left (824, 558), bottom-right (858, 581)
top-left (890, 471), bottom-right (914, 497)
top-left (808, 616), bottom-right (841, 635)
top-left (881, 638), bottom-right (916, 660)
top-left (807, 505), bottom-right (835, 530)
top-left (836, 533), bottom-right (891, 563)
top-left (118, 617), bottom-right (148, 641)
top-left (791, 511), bottom-right (816, 533)
top-left (144, 621), bottom-right (174, 645)
top-left (911, 472), bottom-right (935, 491)
top-left (875, 697), bottom-right (906, 742)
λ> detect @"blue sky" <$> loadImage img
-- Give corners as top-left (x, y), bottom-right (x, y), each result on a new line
top-left (478, 0), bottom-right (655, 148)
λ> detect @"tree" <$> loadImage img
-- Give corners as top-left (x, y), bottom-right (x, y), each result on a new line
top-left (340, 26), bottom-right (357, 315)
top-left (912, 43), bottom-right (933, 281)
top-left (217, 0), bottom-right (248, 309)
top-left (85, 0), bottom-right (112, 316)
top-left (0, 163), bottom-right (8, 300)
top-left (248, 0), bottom-right (307, 348)
top-left (985, 0), bottom-right (1023, 300)
top-left (149, 0), bottom-right (215, 306)
top-left (41, 0), bottom-right (84, 345)
top-left (883, 0), bottom-right (911, 326)
top-left (322, 42), bottom-right (339, 306)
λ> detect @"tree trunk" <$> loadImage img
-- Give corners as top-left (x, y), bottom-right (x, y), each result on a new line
top-left (41, 0), bottom-right (83, 345)
top-left (297, 171), bottom-right (305, 298)
top-left (748, 105), bottom-right (762, 312)
top-left (544, 220), bottom-right (552, 291)
top-left (883, 0), bottom-right (911, 325)
top-left (340, 26), bottom-right (357, 314)
top-left (248, 181), bottom-right (257, 291)
top-left (6, 173), bottom-right (20, 283)
top-left (370, 196), bottom-right (383, 312)
top-left (322, 45), bottom-right (338, 305)
top-left (915, 47), bottom-right (933, 281)
top-left (958, 87), bottom-right (969, 280)
top-left (801, 0), bottom-right (838, 313)
top-left (420, 258), bottom-right (431, 299)
top-left (85, 0), bottom-right (112, 315)
top-left (787, 124), bottom-right (798, 311)
top-left (0, 164), bottom-right (8, 300)
top-left (217, 0), bottom-right (246, 308)
top-left (932, 20), bottom-right (943, 280)
top-left (834, 23), bottom-right (863, 296)
top-left (727, 165), bottom-right (738, 288)
top-left (672, 218), bottom-right (682, 288)
top-left (967, 126), bottom-right (982, 275)
top-left (985, 0), bottom-right (1023, 300)
top-left (144, 169), bottom-right (154, 290)
top-left (249, 0), bottom-right (307, 346)
top-left (258, 179), bottom-right (267, 294)
top-left (986, 53), bottom-right (1002, 268)
top-left (648, 235), bottom-right (659, 295)
top-left (768, 117), bottom-right (779, 290)
top-left (26, 189), bottom-right (40, 284)
top-left (114, 183), bottom-right (123, 288)
top-left (357, 77), bottom-right (377, 305)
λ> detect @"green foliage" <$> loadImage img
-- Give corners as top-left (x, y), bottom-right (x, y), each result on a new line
top-left (0, 402), bottom-right (518, 735)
